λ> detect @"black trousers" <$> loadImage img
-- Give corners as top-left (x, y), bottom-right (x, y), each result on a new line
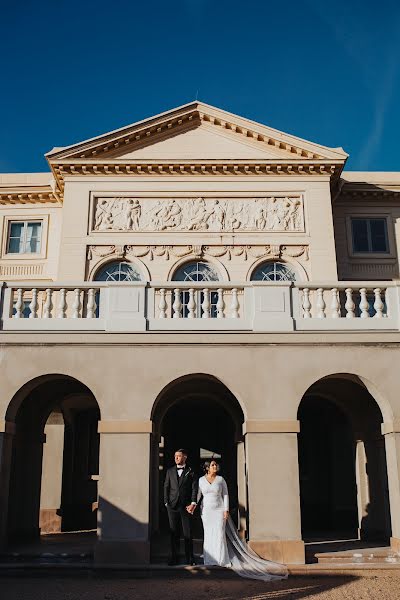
top-left (166, 505), bottom-right (194, 560)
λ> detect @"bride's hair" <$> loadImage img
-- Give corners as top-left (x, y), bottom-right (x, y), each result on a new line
top-left (203, 458), bottom-right (220, 474)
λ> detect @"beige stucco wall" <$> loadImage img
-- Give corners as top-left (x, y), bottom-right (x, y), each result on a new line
top-left (56, 175), bottom-right (337, 283)
top-left (334, 198), bottom-right (400, 281)
top-left (1, 332), bottom-right (398, 423)
top-left (0, 203), bottom-right (62, 282)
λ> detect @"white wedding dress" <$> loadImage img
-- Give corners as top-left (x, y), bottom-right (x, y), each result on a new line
top-left (198, 475), bottom-right (288, 580)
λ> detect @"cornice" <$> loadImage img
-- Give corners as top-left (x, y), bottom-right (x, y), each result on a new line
top-left (51, 159), bottom-right (343, 191)
top-left (0, 187), bottom-right (61, 205)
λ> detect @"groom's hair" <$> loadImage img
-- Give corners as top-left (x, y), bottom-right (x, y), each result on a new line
top-left (176, 448), bottom-right (188, 456)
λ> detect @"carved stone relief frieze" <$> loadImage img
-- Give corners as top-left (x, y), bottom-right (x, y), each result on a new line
top-left (92, 195), bottom-right (305, 233)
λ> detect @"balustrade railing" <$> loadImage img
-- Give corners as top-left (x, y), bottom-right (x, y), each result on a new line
top-left (154, 284), bottom-right (243, 320)
top-left (1, 283), bottom-right (105, 330)
top-left (10, 285), bottom-right (100, 320)
top-left (296, 283), bottom-right (388, 319)
top-left (0, 280), bottom-right (399, 332)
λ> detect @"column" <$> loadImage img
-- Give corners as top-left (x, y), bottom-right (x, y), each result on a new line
top-left (244, 420), bottom-right (305, 564)
top-left (356, 432), bottom-right (391, 540)
top-left (236, 440), bottom-right (247, 537)
top-left (40, 421), bottom-right (64, 533)
top-left (0, 421), bottom-right (15, 549)
top-left (94, 420), bottom-right (152, 566)
top-left (382, 420), bottom-right (400, 552)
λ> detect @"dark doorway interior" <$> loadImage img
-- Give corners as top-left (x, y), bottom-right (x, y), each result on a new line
top-left (5, 376), bottom-right (100, 544)
top-left (298, 376), bottom-right (391, 547)
top-left (298, 395), bottom-right (358, 538)
top-left (151, 375), bottom-right (244, 559)
top-left (160, 396), bottom-right (237, 538)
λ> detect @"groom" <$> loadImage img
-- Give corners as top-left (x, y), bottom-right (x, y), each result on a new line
top-left (164, 448), bottom-right (198, 566)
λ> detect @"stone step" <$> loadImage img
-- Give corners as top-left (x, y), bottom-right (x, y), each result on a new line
top-left (315, 547), bottom-right (400, 565)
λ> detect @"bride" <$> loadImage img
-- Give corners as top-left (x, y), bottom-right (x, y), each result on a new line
top-left (192, 459), bottom-right (288, 580)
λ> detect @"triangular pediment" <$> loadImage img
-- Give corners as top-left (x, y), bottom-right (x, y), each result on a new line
top-left (46, 102), bottom-right (348, 163)
top-left (117, 125), bottom-right (293, 160)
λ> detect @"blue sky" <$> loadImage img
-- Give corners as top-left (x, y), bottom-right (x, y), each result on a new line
top-left (1, 0), bottom-right (400, 172)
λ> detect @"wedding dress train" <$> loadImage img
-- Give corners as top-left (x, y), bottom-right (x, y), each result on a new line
top-left (198, 475), bottom-right (288, 580)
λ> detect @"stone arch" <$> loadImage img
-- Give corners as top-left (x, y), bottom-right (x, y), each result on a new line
top-left (150, 373), bottom-right (246, 552)
top-left (89, 256), bottom-right (150, 281)
top-left (296, 372), bottom-right (394, 423)
top-left (167, 256), bottom-right (229, 282)
top-left (246, 256), bottom-right (308, 282)
top-left (297, 373), bottom-right (391, 546)
top-left (1, 374), bottom-right (100, 546)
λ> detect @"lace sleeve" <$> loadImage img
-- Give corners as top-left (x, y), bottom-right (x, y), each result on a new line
top-left (221, 477), bottom-right (229, 511)
top-left (197, 477), bottom-right (203, 504)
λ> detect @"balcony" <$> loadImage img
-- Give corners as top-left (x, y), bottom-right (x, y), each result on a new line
top-left (0, 280), bottom-right (398, 333)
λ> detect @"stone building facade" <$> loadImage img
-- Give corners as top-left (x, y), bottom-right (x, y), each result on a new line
top-left (0, 102), bottom-right (400, 565)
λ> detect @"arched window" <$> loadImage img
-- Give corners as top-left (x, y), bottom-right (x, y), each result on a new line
top-left (94, 261), bottom-right (142, 282)
top-left (173, 261), bottom-right (220, 283)
top-left (172, 261), bottom-right (220, 317)
top-left (251, 261), bottom-right (296, 282)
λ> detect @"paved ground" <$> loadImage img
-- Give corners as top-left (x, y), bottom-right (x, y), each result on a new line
top-left (1, 572), bottom-right (400, 600)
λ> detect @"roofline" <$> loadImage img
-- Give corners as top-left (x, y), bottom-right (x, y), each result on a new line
top-left (46, 101), bottom-right (348, 161)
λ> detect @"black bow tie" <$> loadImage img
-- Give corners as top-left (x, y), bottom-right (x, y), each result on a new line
top-left (177, 466), bottom-right (185, 470)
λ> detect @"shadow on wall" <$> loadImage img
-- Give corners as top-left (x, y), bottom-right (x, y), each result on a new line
top-left (96, 496), bottom-right (150, 564)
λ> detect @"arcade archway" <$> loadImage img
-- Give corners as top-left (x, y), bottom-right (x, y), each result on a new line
top-left (3, 375), bottom-right (100, 544)
top-left (150, 375), bottom-right (245, 555)
top-left (297, 375), bottom-right (391, 544)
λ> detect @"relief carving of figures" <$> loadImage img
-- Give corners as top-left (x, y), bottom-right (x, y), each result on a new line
top-left (151, 199), bottom-right (182, 231)
top-left (93, 196), bottom-right (304, 233)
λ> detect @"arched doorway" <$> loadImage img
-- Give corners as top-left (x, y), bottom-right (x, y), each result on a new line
top-left (2, 375), bottom-right (100, 545)
top-left (150, 374), bottom-right (245, 559)
top-left (297, 375), bottom-right (391, 545)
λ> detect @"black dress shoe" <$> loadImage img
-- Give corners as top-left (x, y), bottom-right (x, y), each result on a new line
top-left (167, 557), bottom-right (178, 566)
top-left (186, 557), bottom-right (196, 566)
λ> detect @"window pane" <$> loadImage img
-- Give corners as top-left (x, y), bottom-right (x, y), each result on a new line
top-left (251, 261), bottom-right (296, 282)
top-left (25, 222), bottom-right (42, 253)
top-left (94, 261), bottom-right (141, 282)
top-left (351, 219), bottom-right (369, 252)
top-left (7, 223), bottom-right (24, 253)
top-left (173, 261), bottom-right (219, 282)
top-left (370, 219), bottom-right (388, 252)
top-left (7, 221), bottom-right (42, 254)
top-left (8, 237), bottom-right (24, 253)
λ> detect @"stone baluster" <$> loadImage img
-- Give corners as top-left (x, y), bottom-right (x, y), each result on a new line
top-left (216, 288), bottom-right (225, 319)
top-left (187, 289), bottom-right (196, 319)
top-left (330, 288), bottom-right (340, 318)
top-left (359, 288), bottom-right (370, 319)
top-left (302, 288), bottom-right (311, 319)
top-left (29, 288), bottom-right (38, 318)
top-left (72, 288), bottom-right (82, 318)
top-left (57, 288), bottom-right (67, 319)
top-left (316, 288), bottom-right (326, 318)
top-left (345, 288), bottom-right (355, 319)
top-left (172, 288), bottom-right (182, 318)
top-left (44, 289), bottom-right (53, 319)
top-left (14, 288), bottom-right (24, 319)
top-left (373, 288), bottom-right (384, 318)
top-left (230, 288), bottom-right (239, 319)
top-left (201, 288), bottom-right (210, 319)
top-left (86, 288), bottom-right (97, 319)
top-left (158, 289), bottom-right (167, 319)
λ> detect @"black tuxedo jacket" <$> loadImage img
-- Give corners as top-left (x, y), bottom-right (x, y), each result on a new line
top-left (164, 465), bottom-right (198, 509)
